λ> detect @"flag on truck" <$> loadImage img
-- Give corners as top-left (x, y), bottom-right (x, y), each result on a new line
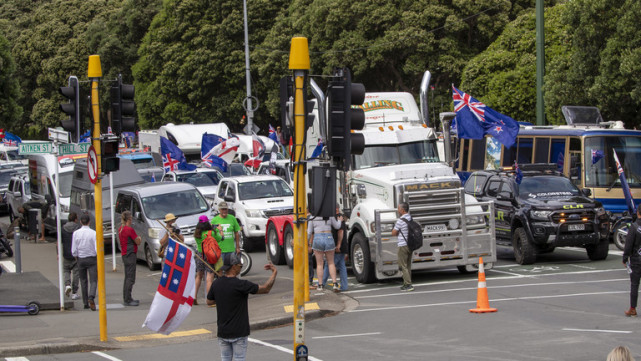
top-left (201, 133), bottom-right (229, 172)
top-left (591, 149), bottom-right (604, 165)
top-left (252, 135), bottom-right (266, 159)
top-left (268, 124), bottom-right (279, 143)
top-left (452, 86), bottom-right (519, 148)
top-left (201, 135), bottom-right (240, 167)
top-left (309, 139), bottom-right (324, 159)
top-left (2, 131), bottom-right (21, 146)
top-left (160, 136), bottom-right (196, 172)
top-left (142, 238), bottom-right (195, 335)
top-left (613, 149), bottom-right (636, 214)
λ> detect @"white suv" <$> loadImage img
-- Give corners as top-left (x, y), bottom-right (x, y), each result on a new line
top-left (5, 172), bottom-right (29, 222)
top-left (213, 175), bottom-right (293, 251)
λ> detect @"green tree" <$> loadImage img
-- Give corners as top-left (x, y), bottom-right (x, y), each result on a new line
top-left (0, 32), bottom-right (22, 130)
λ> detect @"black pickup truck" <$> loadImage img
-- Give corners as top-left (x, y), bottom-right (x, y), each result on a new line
top-left (464, 164), bottom-right (610, 264)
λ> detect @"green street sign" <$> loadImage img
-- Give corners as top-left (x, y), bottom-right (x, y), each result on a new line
top-left (18, 142), bottom-right (52, 155)
top-left (59, 143), bottom-right (91, 156)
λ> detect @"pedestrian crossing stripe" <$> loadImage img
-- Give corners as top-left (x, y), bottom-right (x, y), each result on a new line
top-left (284, 302), bottom-right (319, 313)
top-left (114, 328), bottom-right (211, 341)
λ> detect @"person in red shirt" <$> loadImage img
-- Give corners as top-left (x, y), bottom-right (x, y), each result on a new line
top-left (119, 211), bottom-right (141, 306)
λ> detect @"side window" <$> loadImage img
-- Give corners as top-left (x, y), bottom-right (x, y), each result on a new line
top-left (226, 183), bottom-right (236, 200)
top-left (534, 138), bottom-right (550, 163)
top-left (500, 181), bottom-right (514, 197)
top-left (217, 181), bottom-right (227, 198)
top-left (486, 179), bottom-right (502, 198)
top-left (464, 174), bottom-right (488, 196)
top-left (8, 179), bottom-right (15, 192)
top-left (517, 137), bottom-right (533, 164)
top-left (132, 200), bottom-right (143, 219)
top-left (115, 194), bottom-right (132, 214)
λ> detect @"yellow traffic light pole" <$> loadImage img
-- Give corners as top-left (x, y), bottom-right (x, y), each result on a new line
top-left (289, 37), bottom-right (310, 359)
top-left (88, 55), bottom-right (108, 341)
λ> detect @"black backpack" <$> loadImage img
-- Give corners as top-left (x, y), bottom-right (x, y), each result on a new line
top-left (400, 217), bottom-right (423, 251)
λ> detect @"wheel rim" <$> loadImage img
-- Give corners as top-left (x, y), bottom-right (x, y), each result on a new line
top-left (616, 231), bottom-right (626, 249)
top-left (352, 243), bottom-right (365, 275)
top-left (285, 232), bottom-right (294, 261)
top-left (145, 246), bottom-right (153, 269)
top-left (268, 228), bottom-right (278, 257)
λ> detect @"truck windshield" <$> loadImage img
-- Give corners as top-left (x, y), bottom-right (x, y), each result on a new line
top-left (142, 189), bottom-right (209, 219)
top-left (238, 179), bottom-right (293, 200)
top-left (177, 171), bottom-right (222, 186)
top-left (517, 176), bottom-right (581, 198)
top-left (57, 171), bottom-right (74, 198)
top-left (353, 140), bottom-right (440, 169)
top-left (129, 157), bottom-right (155, 169)
top-left (584, 135), bottom-right (641, 188)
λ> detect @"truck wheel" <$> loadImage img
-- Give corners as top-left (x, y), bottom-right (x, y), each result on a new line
top-left (145, 244), bottom-right (160, 271)
top-left (587, 238), bottom-right (609, 261)
top-left (284, 225), bottom-right (294, 269)
top-left (350, 233), bottom-right (376, 283)
top-left (240, 232), bottom-right (253, 253)
top-left (266, 223), bottom-right (285, 265)
top-left (613, 223), bottom-right (627, 251)
top-left (512, 227), bottom-right (536, 265)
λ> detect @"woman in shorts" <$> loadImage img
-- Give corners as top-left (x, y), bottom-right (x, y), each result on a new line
top-left (308, 215), bottom-right (343, 291)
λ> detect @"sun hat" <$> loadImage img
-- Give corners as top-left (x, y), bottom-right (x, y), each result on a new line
top-left (164, 213), bottom-right (177, 222)
top-left (218, 201), bottom-right (229, 210)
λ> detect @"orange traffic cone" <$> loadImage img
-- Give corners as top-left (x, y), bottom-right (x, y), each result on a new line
top-left (469, 257), bottom-right (497, 313)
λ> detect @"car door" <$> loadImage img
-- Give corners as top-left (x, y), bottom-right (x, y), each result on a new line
top-left (483, 176), bottom-right (510, 240)
top-left (494, 179), bottom-right (515, 242)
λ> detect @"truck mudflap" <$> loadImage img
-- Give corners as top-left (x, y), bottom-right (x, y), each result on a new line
top-left (371, 200), bottom-right (496, 280)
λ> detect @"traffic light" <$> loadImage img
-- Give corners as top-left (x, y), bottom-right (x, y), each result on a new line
top-left (327, 67), bottom-right (365, 170)
top-left (101, 135), bottom-right (120, 174)
top-left (111, 75), bottom-right (136, 136)
top-left (59, 76), bottom-right (81, 142)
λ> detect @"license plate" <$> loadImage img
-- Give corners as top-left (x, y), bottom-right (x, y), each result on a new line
top-left (568, 224), bottom-right (585, 231)
top-left (424, 224), bottom-right (447, 232)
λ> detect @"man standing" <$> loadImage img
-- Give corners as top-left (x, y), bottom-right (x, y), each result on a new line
top-left (61, 212), bottom-right (81, 300)
top-left (119, 211), bottom-right (141, 306)
top-left (211, 202), bottom-right (241, 256)
top-left (391, 202), bottom-right (414, 292)
top-left (623, 207), bottom-right (641, 316)
top-left (207, 254), bottom-right (277, 361)
top-left (72, 214), bottom-right (98, 310)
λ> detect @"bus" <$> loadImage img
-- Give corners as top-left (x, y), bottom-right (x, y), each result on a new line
top-left (454, 106), bottom-right (641, 216)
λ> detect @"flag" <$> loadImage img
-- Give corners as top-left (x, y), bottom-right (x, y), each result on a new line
top-left (160, 136), bottom-right (196, 173)
top-left (202, 136), bottom-right (240, 166)
top-left (2, 132), bottom-right (21, 146)
top-left (613, 149), bottom-right (636, 214)
top-left (452, 86), bottom-right (519, 148)
top-left (591, 149), bottom-right (604, 165)
top-left (143, 238), bottom-right (195, 335)
top-left (268, 124), bottom-right (279, 143)
top-left (151, 173), bottom-right (156, 183)
top-left (514, 162), bottom-right (523, 185)
top-left (201, 133), bottom-right (229, 172)
top-left (556, 151), bottom-right (564, 172)
top-left (309, 139), bottom-right (324, 159)
top-left (80, 130), bottom-right (91, 143)
top-left (252, 135), bottom-right (266, 159)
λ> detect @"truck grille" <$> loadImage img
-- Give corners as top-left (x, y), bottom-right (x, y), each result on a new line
top-left (405, 189), bottom-right (462, 227)
top-left (550, 210), bottom-right (595, 223)
top-left (264, 208), bottom-right (294, 217)
top-left (180, 225), bottom-right (196, 236)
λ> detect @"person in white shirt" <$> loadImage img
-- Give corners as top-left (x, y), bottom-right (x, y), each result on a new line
top-left (392, 202), bottom-right (413, 292)
top-left (72, 214), bottom-right (98, 310)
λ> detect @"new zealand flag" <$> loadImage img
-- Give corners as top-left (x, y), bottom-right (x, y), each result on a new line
top-left (160, 136), bottom-right (196, 173)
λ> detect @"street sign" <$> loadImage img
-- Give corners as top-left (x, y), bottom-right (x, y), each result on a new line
top-left (243, 123), bottom-right (260, 134)
top-left (18, 142), bottom-right (52, 155)
top-left (48, 128), bottom-right (70, 143)
top-left (295, 345), bottom-right (308, 361)
top-left (59, 143), bottom-right (91, 156)
top-left (87, 145), bottom-right (98, 184)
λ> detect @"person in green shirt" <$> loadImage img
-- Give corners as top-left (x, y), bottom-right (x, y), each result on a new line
top-left (211, 201), bottom-right (241, 256)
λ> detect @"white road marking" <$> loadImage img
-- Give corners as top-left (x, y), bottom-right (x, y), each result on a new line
top-left (92, 351), bottom-right (123, 361)
top-left (5, 357), bottom-right (30, 361)
top-left (312, 332), bottom-right (382, 339)
top-left (350, 291), bottom-right (627, 313)
top-left (563, 328), bottom-right (632, 334)
top-left (0, 260), bottom-right (16, 273)
top-left (489, 268), bottom-right (524, 277)
top-left (248, 337), bottom-right (323, 361)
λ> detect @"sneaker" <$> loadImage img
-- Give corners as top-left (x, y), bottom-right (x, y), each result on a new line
top-left (88, 299), bottom-right (96, 311)
top-left (333, 283), bottom-right (340, 292)
top-left (317, 284), bottom-right (324, 291)
top-left (71, 293), bottom-right (80, 300)
top-left (625, 308), bottom-right (637, 317)
top-left (193, 299), bottom-right (198, 305)
top-left (400, 284), bottom-right (414, 292)
top-left (65, 285), bottom-right (72, 297)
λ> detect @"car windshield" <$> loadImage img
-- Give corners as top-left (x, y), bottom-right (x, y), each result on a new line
top-left (141, 189), bottom-right (209, 219)
top-left (129, 157), bottom-right (155, 169)
top-left (517, 176), bottom-right (581, 198)
top-left (353, 140), bottom-right (440, 169)
top-left (238, 179), bottom-right (293, 200)
top-left (0, 172), bottom-right (13, 186)
top-left (230, 164), bottom-right (251, 176)
top-left (57, 171), bottom-right (74, 197)
top-left (176, 171), bottom-right (222, 187)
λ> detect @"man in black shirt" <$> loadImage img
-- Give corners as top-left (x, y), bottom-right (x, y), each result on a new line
top-left (207, 253), bottom-right (277, 361)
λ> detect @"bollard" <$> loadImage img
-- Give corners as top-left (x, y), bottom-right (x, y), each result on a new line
top-left (14, 226), bottom-right (21, 273)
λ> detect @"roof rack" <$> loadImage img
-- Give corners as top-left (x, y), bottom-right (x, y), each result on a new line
top-left (499, 163), bottom-right (561, 176)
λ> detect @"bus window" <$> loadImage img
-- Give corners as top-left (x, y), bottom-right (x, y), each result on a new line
top-left (534, 138), bottom-right (550, 163)
top-left (461, 139), bottom-right (471, 171)
top-left (550, 139), bottom-right (566, 172)
top-left (503, 144), bottom-right (516, 167)
top-left (517, 138), bottom-right (533, 164)
top-left (470, 140), bottom-right (485, 170)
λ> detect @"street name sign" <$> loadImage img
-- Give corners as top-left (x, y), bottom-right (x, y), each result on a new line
top-left (59, 143), bottom-right (91, 156)
top-left (18, 142), bottom-right (52, 155)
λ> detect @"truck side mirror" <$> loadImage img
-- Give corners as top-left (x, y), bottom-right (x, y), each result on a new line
top-left (497, 192), bottom-right (513, 201)
top-left (224, 194), bottom-right (235, 203)
top-left (581, 188), bottom-right (592, 197)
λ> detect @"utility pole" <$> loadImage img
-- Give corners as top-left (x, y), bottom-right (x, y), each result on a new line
top-left (536, 0), bottom-right (545, 125)
top-left (243, 0), bottom-right (254, 134)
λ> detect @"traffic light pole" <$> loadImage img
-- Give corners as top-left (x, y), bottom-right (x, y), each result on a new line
top-left (289, 37), bottom-right (310, 361)
top-left (88, 55), bottom-right (108, 342)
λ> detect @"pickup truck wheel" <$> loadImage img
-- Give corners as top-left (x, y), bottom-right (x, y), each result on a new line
top-left (145, 244), bottom-right (160, 271)
top-left (267, 223), bottom-right (285, 265)
top-left (240, 232), bottom-right (253, 253)
top-left (512, 227), bottom-right (536, 265)
top-left (613, 222), bottom-right (627, 251)
top-left (284, 225), bottom-right (294, 268)
top-left (587, 238), bottom-right (609, 261)
top-left (351, 233), bottom-right (376, 283)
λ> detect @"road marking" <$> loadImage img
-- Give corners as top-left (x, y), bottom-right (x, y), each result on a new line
top-left (312, 332), bottom-right (382, 339)
top-left (284, 302), bottom-right (319, 313)
top-left (569, 264), bottom-right (596, 270)
top-left (489, 268), bottom-right (523, 277)
top-left (0, 260), bottom-right (15, 273)
top-left (350, 291), bottom-right (627, 313)
top-left (5, 357), bottom-right (29, 361)
top-left (563, 328), bottom-right (632, 334)
top-left (114, 328), bottom-right (211, 342)
top-left (92, 351), bottom-right (123, 361)
top-left (248, 337), bottom-right (323, 361)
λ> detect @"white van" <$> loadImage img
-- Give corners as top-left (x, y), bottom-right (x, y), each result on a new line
top-left (157, 123), bottom-right (231, 162)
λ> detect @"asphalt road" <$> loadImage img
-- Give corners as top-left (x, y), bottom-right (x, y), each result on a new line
top-left (1, 212), bottom-right (638, 360)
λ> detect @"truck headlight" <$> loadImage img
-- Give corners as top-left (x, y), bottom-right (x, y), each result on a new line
top-left (448, 218), bottom-right (460, 230)
top-left (531, 210), bottom-right (552, 220)
top-left (246, 209), bottom-right (264, 218)
top-left (466, 215), bottom-right (485, 225)
top-left (371, 223), bottom-right (394, 233)
top-left (148, 227), bottom-right (162, 239)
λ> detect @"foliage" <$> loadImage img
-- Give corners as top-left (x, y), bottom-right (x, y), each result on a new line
top-left (0, 32), bottom-right (22, 127)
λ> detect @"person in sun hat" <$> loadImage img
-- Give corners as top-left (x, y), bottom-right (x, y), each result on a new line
top-left (211, 202), bottom-right (241, 259)
top-left (158, 213), bottom-right (184, 258)
top-left (207, 253), bottom-right (277, 361)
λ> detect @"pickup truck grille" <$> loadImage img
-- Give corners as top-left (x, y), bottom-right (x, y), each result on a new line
top-left (550, 210), bottom-right (595, 223)
top-left (264, 208), bottom-right (294, 217)
top-left (180, 225), bottom-right (196, 236)
top-left (405, 189), bottom-right (462, 226)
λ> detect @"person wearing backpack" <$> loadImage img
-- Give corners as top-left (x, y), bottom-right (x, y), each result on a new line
top-left (194, 217), bottom-right (213, 305)
top-left (392, 202), bottom-right (414, 292)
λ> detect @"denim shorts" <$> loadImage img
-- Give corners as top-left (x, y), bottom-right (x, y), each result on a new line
top-left (312, 233), bottom-right (335, 252)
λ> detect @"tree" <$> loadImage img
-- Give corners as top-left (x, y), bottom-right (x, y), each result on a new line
top-left (0, 32), bottom-right (22, 130)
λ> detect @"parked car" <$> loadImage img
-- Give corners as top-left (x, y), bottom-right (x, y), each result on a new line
top-left (5, 173), bottom-right (30, 222)
top-left (464, 163), bottom-right (610, 264)
top-left (118, 152), bottom-right (164, 182)
top-left (161, 168), bottom-right (223, 202)
top-left (114, 182), bottom-right (212, 270)
top-left (257, 160), bottom-right (292, 187)
top-left (213, 175), bottom-right (293, 251)
top-left (0, 167), bottom-right (27, 215)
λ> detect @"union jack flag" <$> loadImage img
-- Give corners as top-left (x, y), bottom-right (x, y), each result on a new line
top-left (163, 154), bottom-right (180, 172)
top-left (613, 149), bottom-right (636, 214)
top-left (2, 131), bottom-right (21, 146)
top-left (143, 238), bottom-right (195, 335)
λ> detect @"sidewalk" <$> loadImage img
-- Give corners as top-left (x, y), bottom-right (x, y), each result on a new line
top-left (0, 236), bottom-right (351, 357)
